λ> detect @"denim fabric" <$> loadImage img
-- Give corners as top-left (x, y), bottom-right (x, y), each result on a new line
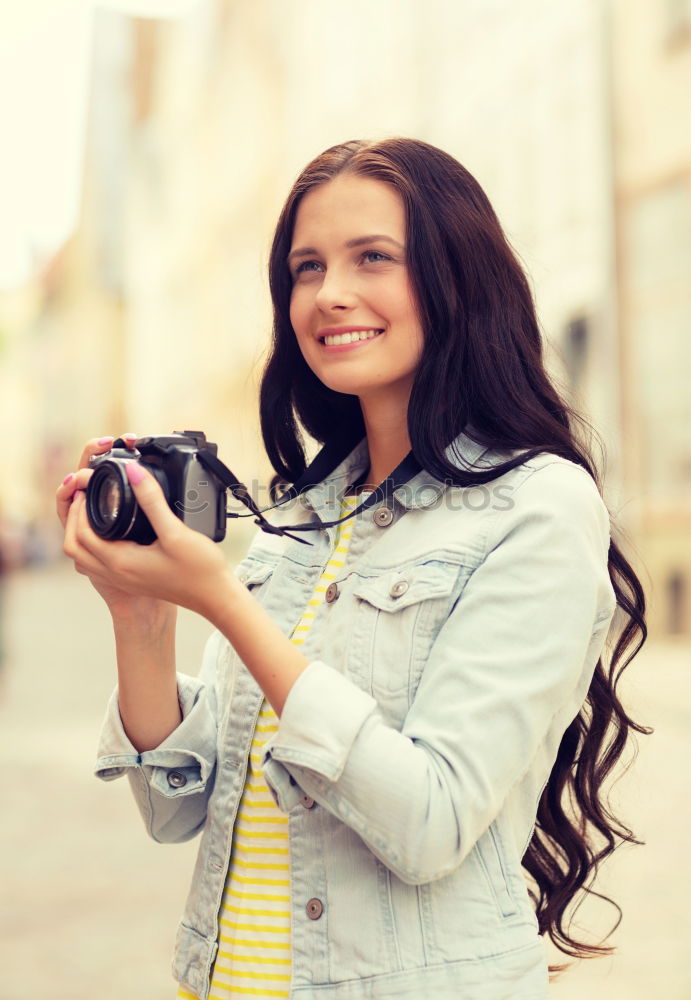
top-left (95, 431), bottom-right (617, 999)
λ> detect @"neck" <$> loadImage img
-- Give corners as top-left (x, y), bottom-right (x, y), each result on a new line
top-left (358, 391), bottom-right (412, 489)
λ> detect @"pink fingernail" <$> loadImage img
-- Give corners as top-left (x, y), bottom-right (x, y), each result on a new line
top-left (98, 436), bottom-right (114, 445)
top-left (125, 462), bottom-right (147, 485)
top-left (123, 432), bottom-right (137, 440)
top-left (62, 473), bottom-right (74, 485)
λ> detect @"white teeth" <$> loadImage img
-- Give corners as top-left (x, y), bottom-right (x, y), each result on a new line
top-left (323, 329), bottom-right (383, 346)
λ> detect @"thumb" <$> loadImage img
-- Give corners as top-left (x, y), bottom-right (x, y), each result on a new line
top-left (125, 461), bottom-right (179, 542)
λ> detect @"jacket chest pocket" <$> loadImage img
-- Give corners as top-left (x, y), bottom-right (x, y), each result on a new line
top-left (349, 562), bottom-right (461, 721)
top-left (235, 558), bottom-right (275, 592)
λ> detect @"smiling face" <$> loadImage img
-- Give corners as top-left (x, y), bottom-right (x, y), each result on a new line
top-left (288, 173), bottom-right (424, 410)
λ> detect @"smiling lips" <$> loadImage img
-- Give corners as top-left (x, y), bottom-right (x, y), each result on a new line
top-left (318, 328), bottom-right (384, 347)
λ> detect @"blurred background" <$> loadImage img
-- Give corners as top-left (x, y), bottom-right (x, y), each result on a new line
top-left (0, 0), bottom-right (689, 997)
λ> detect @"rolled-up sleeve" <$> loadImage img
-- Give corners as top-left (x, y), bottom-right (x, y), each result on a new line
top-left (94, 629), bottom-right (225, 843)
top-left (262, 661), bottom-right (379, 810)
top-left (262, 460), bottom-right (617, 884)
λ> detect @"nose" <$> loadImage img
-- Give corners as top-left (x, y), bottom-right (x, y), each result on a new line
top-left (314, 265), bottom-right (357, 312)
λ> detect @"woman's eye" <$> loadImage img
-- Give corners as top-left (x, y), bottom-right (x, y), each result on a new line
top-left (362, 250), bottom-right (390, 264)
top-left (294, 259), bottom-right (322, 275)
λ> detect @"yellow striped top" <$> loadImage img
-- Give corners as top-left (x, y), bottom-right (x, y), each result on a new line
top-left (177, 494), bottom-right (361, 1000)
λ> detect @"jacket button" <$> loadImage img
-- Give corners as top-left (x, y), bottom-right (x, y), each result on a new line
top-left (306, 897), bottom-right (324, 920)
top-left (300, 795), bottom-right (315, 809)
top-left (373, 507), bottom-right (394, 527)
top-left (390, 579), bottom-right (409, 598)
top-left (325, 582), bottom-right (339, 603)
top-left (167, 770), bottom-right (187, 788)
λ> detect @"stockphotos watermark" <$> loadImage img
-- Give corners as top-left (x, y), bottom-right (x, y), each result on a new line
top-left (175, 480), bottom-right (515, 516)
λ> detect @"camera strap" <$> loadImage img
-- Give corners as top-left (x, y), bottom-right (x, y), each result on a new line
top-left (196, 429), bottom-right (422, 546)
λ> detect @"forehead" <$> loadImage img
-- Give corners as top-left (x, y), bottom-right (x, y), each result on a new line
top-left (291, 174), bottom-right (405, 246)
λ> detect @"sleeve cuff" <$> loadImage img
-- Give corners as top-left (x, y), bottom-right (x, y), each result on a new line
top-left (94, 672), bottom-right (217, 797)
top-left (261, 661), bottom-right (377, 809)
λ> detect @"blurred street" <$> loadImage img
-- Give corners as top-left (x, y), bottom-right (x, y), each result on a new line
top-left (1, 561), bottom-right (689, 1000)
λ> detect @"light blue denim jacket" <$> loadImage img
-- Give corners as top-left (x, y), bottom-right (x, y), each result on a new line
top-left (95, 431), bottom-right (617, 1000)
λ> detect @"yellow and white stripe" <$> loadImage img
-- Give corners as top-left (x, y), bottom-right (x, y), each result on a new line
top-left (289, 495), bottom-right (358, 649)
top-left (177, 495), bottom-right (360, 999)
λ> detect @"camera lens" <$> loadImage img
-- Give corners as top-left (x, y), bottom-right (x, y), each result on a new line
top-left (97, 476), bottom-right (122, 525)
top-left (86, 461), bottom-right (136, 540)
top-left (86, 458), bottom-right (163, 545)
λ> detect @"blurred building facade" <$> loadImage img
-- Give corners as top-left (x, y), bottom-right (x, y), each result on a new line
top-left (0, 0), bottom-right (688, 633)
top-left (609, 0), bottom-right (691, 635)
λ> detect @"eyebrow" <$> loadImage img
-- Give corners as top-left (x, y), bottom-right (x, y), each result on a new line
top-left (287, 234), bottom-right (405, 264)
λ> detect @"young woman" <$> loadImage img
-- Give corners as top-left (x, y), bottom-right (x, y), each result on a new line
top-left (57, 138), bottom-right (648, 1000)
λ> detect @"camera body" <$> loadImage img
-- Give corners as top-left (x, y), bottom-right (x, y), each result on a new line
top-left (86, 431), bottom-right (227, 545)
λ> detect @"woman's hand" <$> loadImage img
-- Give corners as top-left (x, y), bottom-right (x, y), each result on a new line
top-left (60, 445), bottom-right (235, 624)
top-left (57, 435), bottom-right (174, 626)
top-left (58, 436), bottom-right (187, 751)
top-left (58, 434), bottom-right (309, 717)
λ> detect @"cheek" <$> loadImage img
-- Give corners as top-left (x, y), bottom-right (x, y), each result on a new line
top-left (288, 292), bottom-right (300, 333)
top-left (289, 287), bottom-right (312, 337)
top-left (392, 284), bottom-right (423, 349)
top-left (289, 292), bottom-right (315, 365)
top-left (385, 274), bottom-right (418, 323)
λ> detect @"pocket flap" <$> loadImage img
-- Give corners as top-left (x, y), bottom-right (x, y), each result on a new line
top-left (235, 559), bottom-right (275, 588)
top-left (352, 563), bottom-right (458, 613)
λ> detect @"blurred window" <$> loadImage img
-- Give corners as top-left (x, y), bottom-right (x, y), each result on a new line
top-left (666, 0), bottom-right (691, 44)
top-left (563, 315), bottom-right (590, 392)
top-left (666, 570), bottom-right (686, 634)
top-left (625, 180), bottom-right (691, 500)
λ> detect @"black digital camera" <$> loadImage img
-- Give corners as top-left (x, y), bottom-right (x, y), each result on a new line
top-left (86, 431), bottom-right (227, 545)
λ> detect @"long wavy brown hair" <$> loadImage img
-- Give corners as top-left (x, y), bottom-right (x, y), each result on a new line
top-left (260, 137), bottom-right (650, 970)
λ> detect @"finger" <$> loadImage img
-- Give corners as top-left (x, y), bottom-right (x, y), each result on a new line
top-left (77, 436), bottom-right (116, 471)
top-left (68, 491), bottom-right (136, 584)
top-left (124, 462), bottom-right (180, 544)
top-left (63, 492), bottom-right (103, 574)
top-left (62, 494), bottom-right (129, 595)
top-left (56, 468), bottom-right (94, 527)
top-left (71, 487), bottom-right (126, 564)
top-left (121, 432), bottom-right (138, 451)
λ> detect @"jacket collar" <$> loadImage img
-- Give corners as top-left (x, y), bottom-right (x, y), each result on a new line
top-left (393, 428), bottom-right (492, 510)
top-left (299, 427), bottom-right (492, 518)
